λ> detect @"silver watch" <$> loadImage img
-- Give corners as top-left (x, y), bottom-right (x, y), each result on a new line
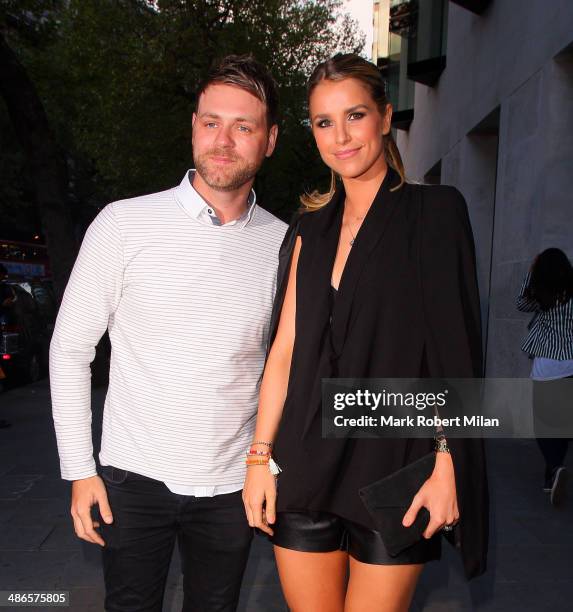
top-left (435, 437), bottom-right (451, 453)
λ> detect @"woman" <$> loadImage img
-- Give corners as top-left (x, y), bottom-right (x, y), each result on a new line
top-left (243, 54), bottom-right (488, 611)
top-left (517, 248), bottom-right (573, 506)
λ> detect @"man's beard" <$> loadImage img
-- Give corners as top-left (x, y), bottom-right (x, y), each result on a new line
top-left (194, 149), bottom-right (259, 192)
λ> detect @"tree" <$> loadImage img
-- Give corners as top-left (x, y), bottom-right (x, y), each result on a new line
top-left (46, 0), bottom-right (364, 212)
top-left (0, 1), bottom-right (77, 299)
top-left (0, 0), bottom-right (364, 297)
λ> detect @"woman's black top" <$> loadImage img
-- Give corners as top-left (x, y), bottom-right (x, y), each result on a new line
top-left (268, 168), bottom-right (488, 580)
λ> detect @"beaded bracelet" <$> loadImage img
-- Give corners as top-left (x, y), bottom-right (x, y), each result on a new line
top-left (246, 449), bottom-right (271, 456)
top-left (244, 446), bottom-right (282, 476)
top-left (246, 457), bottom-right (281, 474)
top-left (246, 455), bottom-right (270, 462)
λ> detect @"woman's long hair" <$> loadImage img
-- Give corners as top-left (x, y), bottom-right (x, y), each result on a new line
top-left (301, 53), bottom-right (406, 211)
top-left (529, 248), bottom-right (573, 310)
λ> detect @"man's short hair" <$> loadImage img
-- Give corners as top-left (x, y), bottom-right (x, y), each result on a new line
top-left (196, 54), bottom-right (279, 127)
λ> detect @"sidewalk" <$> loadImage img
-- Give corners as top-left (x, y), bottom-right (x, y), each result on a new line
top-left (0, 380), bottom-right (572, 611)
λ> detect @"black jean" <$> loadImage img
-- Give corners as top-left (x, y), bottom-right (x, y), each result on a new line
top-left (97, 465), bottom-right (253, 612)
top-left (533, 375), bottom-right (573, 476)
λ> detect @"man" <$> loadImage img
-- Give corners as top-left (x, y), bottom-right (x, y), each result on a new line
top-left (50, 55), bottom-right (287, 611)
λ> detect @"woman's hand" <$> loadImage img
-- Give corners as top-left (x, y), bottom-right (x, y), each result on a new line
top-left (401, 452), bottom-right (459, 538)
top-left (242, 465), bottom-right (277, 536)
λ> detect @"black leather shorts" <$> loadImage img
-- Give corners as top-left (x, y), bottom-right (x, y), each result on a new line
top-left (270, 511), bottom-right (441, 565)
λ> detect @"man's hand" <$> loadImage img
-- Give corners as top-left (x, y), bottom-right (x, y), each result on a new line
top-left (71, 475), bottom-right (113, 546)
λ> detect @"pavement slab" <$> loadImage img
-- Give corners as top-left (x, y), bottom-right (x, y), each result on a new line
top-left (0, 381), bottom-right (572, 611)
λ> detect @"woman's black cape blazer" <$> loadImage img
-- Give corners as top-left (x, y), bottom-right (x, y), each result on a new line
top-left (266, 170), bottom-right (488, 580)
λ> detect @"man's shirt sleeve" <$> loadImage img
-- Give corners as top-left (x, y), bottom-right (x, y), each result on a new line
top-left (50, 203), bottom-right (124, 481)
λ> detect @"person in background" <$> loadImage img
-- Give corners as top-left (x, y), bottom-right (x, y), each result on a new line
top-left (517, 248), bottom-right (573, 506)
top-left (50, 55), bottom-right (286, 611)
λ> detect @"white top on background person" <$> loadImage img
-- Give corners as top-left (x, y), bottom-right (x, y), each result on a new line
top-left (50, 57), bottom-right (287, 545)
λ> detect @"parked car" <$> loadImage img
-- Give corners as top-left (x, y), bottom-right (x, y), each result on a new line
top-left (0, 281), bottom-right (55, 385)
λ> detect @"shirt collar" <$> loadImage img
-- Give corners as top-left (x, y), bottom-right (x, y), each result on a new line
top-left (174, 169), bottom-right (257, 228)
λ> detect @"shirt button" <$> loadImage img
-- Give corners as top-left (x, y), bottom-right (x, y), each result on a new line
top-left (208, 208), bottom-right (213, 215)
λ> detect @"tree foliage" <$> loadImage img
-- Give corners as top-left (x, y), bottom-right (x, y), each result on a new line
top-left (1, 0), bottom-right (364, 243)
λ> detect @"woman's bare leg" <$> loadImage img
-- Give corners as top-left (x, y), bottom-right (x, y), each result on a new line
top-left (344, 557), bottom-right (424, 612)
top-left (274, 545), bottom-right (348, 612)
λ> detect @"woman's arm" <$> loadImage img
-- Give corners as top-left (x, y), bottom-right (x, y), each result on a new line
top-left (516, 270), bottom-right (539, 312)
top-left (402, 446), bottom-right (459, 537)
top-left (242, 236), bottom-right (302, 535)
top-left (404, 187), bottom-right (470, 539)
top-left (415, 186), bottom-right (488, 577)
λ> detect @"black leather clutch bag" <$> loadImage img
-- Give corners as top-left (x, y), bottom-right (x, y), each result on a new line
top-left (358, 452), bottom-right (436, 557)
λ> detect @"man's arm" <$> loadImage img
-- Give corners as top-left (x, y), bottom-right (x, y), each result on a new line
top-left (50, 202), bottom-right (124, 481)
top-left (50, 203), bottom-right (124, 545)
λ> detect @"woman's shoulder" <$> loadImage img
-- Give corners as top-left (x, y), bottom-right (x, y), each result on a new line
top-left (277, 207), bottom-right (321, 259)
top-left (406, 182), bottom-right (470, 231)
top-left (290, 205), bottom-right (332, 237)
top-left (408, 182), bottom-right (466, 209)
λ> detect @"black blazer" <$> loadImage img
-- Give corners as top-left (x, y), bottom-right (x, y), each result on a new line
top-left (268, 168), bottom-right (488, 579)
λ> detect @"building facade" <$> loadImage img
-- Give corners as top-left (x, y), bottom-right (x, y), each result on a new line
top-left (373, 0), bottom-right (573, 377)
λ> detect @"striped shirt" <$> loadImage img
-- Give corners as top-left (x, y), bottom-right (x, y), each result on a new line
top-left (50, 170), bottom-right (287, 492)
top-left (517, 272), bottom-right (573, 360)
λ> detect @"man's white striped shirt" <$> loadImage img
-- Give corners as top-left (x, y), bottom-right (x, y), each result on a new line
top-left (50, 171), bottom-right (287, 492)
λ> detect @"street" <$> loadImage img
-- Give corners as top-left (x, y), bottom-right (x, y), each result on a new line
top-left (0, 380), bottom-right (572, 611)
